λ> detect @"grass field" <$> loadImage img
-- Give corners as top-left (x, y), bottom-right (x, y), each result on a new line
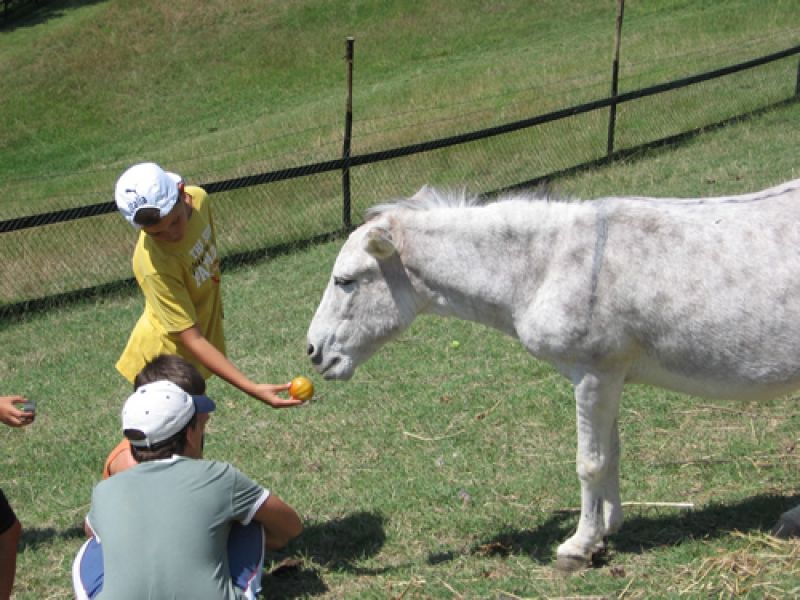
top-left (2, 1), bottom-right (800, 598)
top-left (3, 0), bottom-right (795, 197)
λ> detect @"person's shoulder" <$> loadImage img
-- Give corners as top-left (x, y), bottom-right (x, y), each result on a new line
top-left (93, 464), bottom-right (135, 496)
top-left (135, 236), bottom-right (180, 276)
top-left (186, 458), bottom-right (253, 481)
top-left (134, 230), bottom-right (154, 257)
top-left (169, 456), bottom-right (221, 469)
top-left (137, 228), bottom-right (167, 256)
top-left (191, 457), bottom-right (235, 472)
top-left (185, 184), bottom-right (207, 197)
top-left (144, 458), bottom-right (262, 496)
top-left (186, 185), bottom-right (209, 209)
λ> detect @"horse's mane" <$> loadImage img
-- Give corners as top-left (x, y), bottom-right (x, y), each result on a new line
top-left (365, 186), bottom-right (479, 220)
top-left (365, 184), bottom-right (567, 221)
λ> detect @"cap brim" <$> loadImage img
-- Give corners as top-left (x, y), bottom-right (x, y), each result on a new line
top-left (192, 394), bottom-right (216, 413)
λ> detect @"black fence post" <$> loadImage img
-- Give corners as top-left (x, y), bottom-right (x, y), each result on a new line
top-left (342, 37), bottom-right (355, 231)
top-left (796, 56), bottom-right (800, 96)
top-left (607, 0), bottom-right (625, 156)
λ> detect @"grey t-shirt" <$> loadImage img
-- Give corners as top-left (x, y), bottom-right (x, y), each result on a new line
top-left (87, 456), bottom-right (269, 600)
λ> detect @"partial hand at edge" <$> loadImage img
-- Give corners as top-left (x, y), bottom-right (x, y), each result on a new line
top-left (0, 395), bottom-right (35, 427)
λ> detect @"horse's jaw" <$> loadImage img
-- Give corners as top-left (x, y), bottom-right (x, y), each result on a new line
top-left (309, 325), bottom-right (405, 382)
top-left (315, 354), bottom-right (356, 381)
top-left (308, 326), bottom-right (378, 381)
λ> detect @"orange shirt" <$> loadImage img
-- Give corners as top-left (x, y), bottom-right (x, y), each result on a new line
top-left (102, 439), bottom-right (132, 479)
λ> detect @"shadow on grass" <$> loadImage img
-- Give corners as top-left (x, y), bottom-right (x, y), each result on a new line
top-left (611, 492), bottom-right (800, 556)
top-left (262, 510), bottom-right (391, 599)
top-left (427, 492), bottom-right (800, 568)
top-left (1, 0), bottom-right (108, 32)
top-left (428, 510), bottom-right (575, 567)
top-left (18, 524), bottom-right (85, 551)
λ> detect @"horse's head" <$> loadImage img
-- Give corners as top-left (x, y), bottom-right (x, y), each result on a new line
top-left (307, 215), bottom-right (422, 380)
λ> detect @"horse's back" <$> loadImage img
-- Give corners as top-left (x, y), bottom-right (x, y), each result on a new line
top-left (603, 177), bottom-right (800, 208)
top-left (592, 179), bottom-right (800, 399)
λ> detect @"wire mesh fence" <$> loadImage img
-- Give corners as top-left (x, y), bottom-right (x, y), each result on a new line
top-left (1, 44), bottom-right (798, 317)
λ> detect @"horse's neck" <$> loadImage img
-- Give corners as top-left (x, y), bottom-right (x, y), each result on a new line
top-left (401, 201), bottom-right (591, 335)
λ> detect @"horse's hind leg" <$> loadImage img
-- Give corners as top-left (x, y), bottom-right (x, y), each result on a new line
top-left (603, 418), bottom-right (623, 535)
top-left (556, 368), bottom-right (625, 571)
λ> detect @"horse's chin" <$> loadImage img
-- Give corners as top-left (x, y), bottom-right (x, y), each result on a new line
top-left (322, 369), bottom-right (354, 381)
top-left (317, 356), bottom-right (356, 381)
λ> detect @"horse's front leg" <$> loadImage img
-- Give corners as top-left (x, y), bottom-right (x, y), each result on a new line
top-left (556, 367), bottom-right (625, 570)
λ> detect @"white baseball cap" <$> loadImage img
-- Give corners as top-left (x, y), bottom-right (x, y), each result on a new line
top-left (122, 380), bottom-right (216, 448)
top-left (114, 162), bottom-right (183, 227)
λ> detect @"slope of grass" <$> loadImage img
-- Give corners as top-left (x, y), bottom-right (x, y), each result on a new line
top-left (1, 0), bottom-right (797, 211)
top-left (2, 1), bottom-right (797, 308)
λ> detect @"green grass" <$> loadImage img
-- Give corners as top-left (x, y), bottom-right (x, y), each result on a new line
top-left (4, 108), bottom-right (800, 597)
top-left (2, 1), bottom-right (800, 598)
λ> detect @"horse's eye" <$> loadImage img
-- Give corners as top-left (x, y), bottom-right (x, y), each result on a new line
top-left (334, 276), bottom-right (355, 287)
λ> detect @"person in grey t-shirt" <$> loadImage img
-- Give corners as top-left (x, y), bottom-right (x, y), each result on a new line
top-left (72, 380), bottom-right (303, 599)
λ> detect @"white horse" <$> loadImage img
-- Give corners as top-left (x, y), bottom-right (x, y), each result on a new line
top-left (306, 178), bottom-right (800, 569)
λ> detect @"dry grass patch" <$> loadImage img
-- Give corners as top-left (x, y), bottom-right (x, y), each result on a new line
top-left (674, 532), bottom-right (800, 598)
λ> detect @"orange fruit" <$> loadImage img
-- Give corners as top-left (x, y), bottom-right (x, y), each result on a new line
top-left (289, 376), bottom-right (314, 401)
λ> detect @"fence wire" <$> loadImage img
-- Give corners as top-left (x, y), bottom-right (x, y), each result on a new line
top-left (1, 46), bottom-right (798, 317)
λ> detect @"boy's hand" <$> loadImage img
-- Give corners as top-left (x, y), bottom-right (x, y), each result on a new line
top-left (0, 395), bottom-right (36, 427)
top-left (251, 383), bottom-right (306, 408)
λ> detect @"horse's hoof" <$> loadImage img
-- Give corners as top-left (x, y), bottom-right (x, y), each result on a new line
top-left (771, 516), bottom-right (800, 539)
top-left (554, 554), bottom-right (590, 573)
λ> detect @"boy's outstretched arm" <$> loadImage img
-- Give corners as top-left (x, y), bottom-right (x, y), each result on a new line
top-left (177, 326), bottom-right (305, 408)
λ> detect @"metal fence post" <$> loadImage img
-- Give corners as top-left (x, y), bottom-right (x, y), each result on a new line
top-left (796, 56), bottom-right (800, 96)
top-left (342, 37), bottom-right (355, 231)
top-left (607, 0), bottom-right (625, 156)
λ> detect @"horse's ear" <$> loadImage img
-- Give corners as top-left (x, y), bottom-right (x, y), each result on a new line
top-left (410, 185), bottom-right (434, 202)
top-left (364, 225), bottom-right (397, 260)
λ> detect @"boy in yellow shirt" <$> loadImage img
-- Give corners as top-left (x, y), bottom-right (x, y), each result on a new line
top-left (114, 162), bottom-right (302, 408)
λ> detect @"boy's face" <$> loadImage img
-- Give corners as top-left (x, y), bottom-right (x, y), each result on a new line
top-left (186, 413), bottom-right (210, 459)
top-left (142, 193), bottom-right (192, 243)
top-left (197, 412), bottom-right (210, 432)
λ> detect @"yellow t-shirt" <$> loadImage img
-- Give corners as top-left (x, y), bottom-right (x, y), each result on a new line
top-left (115, 186), bottom-right (225, 382)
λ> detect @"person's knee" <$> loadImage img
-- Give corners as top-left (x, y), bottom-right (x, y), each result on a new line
top-left (0, 519), bottom-right (21, 550)
top-left (11, 519), bottom-right (21, 539)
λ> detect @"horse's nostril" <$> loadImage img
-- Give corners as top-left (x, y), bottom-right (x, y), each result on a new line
top-left (308, 343), bottom-right (323, 366)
